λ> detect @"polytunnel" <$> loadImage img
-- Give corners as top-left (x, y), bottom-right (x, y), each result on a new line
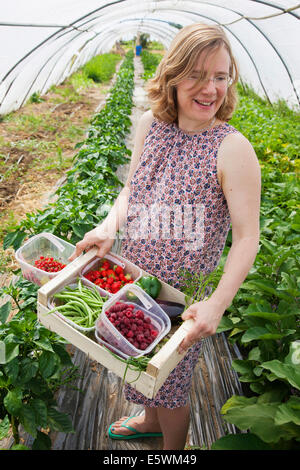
top-left (0, 0), bottom-right (300, 454)
top-left (0, 0), bottom-right (300, 115)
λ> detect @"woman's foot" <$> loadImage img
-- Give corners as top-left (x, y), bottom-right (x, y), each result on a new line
top-left (109, 415), bottom-right (162, 437)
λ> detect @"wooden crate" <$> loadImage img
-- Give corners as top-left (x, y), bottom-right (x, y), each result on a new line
top-left (37, 248), bottom-right (194, 399)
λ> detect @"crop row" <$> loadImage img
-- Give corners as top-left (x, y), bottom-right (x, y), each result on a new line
top-left (3, 50), bottom-right (134, 251)
top-left (0, 51), bottom-right (135, 449)
top-left (140, 49), bottom-right (163, 80)
top-left (212, 87), bottom-right (300, 450)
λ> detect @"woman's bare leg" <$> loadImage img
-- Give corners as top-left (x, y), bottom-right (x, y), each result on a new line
top-left (157, 403), bottom-right (190, 450)
top-left (109, 403), bottom-right (190, 450)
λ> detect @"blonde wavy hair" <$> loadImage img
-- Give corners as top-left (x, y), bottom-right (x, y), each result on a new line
top-left (147, 23), bottom-right (239, 123)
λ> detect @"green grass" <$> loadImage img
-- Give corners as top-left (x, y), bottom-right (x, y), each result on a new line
top-left (81, 53), bottom-right (121, 83)
top-left (3, 112), bottom-right (57, 134)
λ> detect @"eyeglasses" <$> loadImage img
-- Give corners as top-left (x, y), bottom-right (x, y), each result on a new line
top-left (186, 74), bottom-right (233, 88)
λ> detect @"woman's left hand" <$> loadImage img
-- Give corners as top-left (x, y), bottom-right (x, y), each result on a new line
top-left (177, 298), bottom-right (225, 354)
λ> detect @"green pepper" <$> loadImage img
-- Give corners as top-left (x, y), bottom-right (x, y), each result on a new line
top-left (137, 276), bottom-right (162, 299)
top-left (126, 276), bottom-right (162, 301)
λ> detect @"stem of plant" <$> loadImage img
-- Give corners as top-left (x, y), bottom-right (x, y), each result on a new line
top-left (11, 415), bottom-right (20, 444)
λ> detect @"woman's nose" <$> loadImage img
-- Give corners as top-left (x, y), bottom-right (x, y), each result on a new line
top-left (200, 78), bottom-right (216, 92)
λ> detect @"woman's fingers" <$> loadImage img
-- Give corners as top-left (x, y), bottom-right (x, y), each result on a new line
top-left (181, 304), bottom-right (197, 321)
top-left (68, 236), bottom-right (98, 261)
top-left (95, 238), bottom-right (114, 259)
top-left (69, 235), bottom-right (114, 262)
top-left (178, 327), bottom-right (202, 355)
top-left (68, 241), bottom-right (86, 261)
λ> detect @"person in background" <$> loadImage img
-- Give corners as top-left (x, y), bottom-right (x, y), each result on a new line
top-left (69, 23), bottom-right (261, 450)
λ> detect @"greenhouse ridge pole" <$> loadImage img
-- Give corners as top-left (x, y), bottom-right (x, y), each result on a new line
top-left (249, 1), bottom-right (300, 20)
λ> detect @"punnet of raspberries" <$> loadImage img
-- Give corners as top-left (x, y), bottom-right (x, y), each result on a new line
top-left (105, 301), bottom-right (159, 350)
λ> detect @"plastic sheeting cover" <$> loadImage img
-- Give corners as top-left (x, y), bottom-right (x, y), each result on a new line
top-left (0, 0), bottom-right (299, 114)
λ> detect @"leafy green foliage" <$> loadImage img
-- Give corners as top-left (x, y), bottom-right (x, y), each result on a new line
top-left (82, 53), bottom-right (121, 83)
top-left (212, 86), bottom-right (300, 450)
top-left (211, 432), bottom-right (272, 450)
top-left (0, 51), bottom-right (135, 449)
top-left (140, 50), bottom-right (163, 80)
top-left (3, 51), bottom-right (135, 248)
top-left (0, 277), bottom-right (77, 449)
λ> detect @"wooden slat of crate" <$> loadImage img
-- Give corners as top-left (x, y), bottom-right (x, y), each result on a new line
top-left (37, 302), bottom-right (157, 398)
top-left (37, 248), bottom-right (195, 399)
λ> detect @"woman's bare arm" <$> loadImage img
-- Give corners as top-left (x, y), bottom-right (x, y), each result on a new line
top-left (179, 132), bottom-right (261, 352)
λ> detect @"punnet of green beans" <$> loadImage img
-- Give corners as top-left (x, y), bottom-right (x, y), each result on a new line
top-left (47, 279), bottom-right (106, 329)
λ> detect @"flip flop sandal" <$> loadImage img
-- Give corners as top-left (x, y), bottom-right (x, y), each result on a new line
top-left (108, 416), bottom-right (163, 440)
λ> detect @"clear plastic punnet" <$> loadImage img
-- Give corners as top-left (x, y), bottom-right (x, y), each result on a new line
top-left (15, 232), bottom-right (75, 286)
top-left (47, 277), bottom-right (109, 334)
top-left (95, 283), bottom-right (171, 358)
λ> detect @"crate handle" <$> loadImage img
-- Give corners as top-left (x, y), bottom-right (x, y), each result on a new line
top-left (126, 285), bottom-right (152, 310)
top-left (105, 253), bottom-right (125, 269)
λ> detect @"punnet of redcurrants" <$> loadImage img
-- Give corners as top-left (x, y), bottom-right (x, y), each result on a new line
top-left (105, 301), bottom-right (159, 350)
top-left (34, 256), bottom-right (66, 273)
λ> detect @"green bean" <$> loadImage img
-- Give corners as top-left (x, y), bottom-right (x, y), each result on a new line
top-left (47, 280), bottom-right (107, 330)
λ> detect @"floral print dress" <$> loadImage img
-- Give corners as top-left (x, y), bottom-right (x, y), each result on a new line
top-left (121, 118), bottom-right (239, 409)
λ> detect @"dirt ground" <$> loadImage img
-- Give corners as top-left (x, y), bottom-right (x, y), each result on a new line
top-left (0, 78), bottom-right (111, 273)
top-left (0, 84), bottom-right (109, 221)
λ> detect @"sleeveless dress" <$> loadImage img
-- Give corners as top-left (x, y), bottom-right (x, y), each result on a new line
top-left (120, 118), bottom-right (239, 409)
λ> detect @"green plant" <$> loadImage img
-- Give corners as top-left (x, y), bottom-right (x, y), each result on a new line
top-left (29, 92), bottom-right (45, 104)
top-left (149, 41), bottom-right (164, 50)
top-left (82, 53), bottom-right (121, 83)
top-left (140, 50), bottom-right (163, 80)
top-left (0, 50), bottom-right (136, 451)
top-left (3, 51), bottom-right (135, 249)
top-left (0, 277), bottom-right (78, 449)
top-left (139, 33), bottom-right (150, 49)
top-left (211, 84), bottom-right (300, 450)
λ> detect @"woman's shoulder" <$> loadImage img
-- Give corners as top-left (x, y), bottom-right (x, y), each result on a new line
top-left (132, 109), bottom-right (155, 146)
top-left (217, 123), bottom-right (259, 171)
top-left (139, 109), bottom-right (155, 130)
top-left (219, 123), bottom-right (252, 148)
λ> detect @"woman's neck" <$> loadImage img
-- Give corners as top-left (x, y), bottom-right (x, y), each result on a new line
top-left (178, 116), bottom-right (217, 134)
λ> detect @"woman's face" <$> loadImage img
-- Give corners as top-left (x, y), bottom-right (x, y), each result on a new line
top-left (176, 45), bottom-right (231, 129)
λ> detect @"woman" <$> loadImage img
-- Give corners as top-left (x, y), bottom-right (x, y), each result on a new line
top-left (69, 23), bottom-right (261, 450)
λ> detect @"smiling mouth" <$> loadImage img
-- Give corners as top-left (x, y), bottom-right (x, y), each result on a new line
top-left (193, 99), bottom-right (213, 106)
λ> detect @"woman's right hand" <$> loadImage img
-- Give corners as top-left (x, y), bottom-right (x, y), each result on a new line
top-left (68, 225), bottom-right (115, 261)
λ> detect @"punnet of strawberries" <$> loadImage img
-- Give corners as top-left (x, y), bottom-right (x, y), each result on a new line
top-left (105, 301), bottom-right (159, 351)
top-left (34, 256), bottom-right (66, 273)
top-left (84, 259), bottom-right (134, 294)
